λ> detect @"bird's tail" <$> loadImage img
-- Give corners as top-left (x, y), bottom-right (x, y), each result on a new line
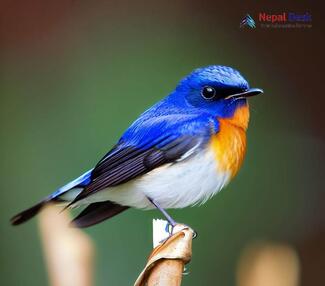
top-left (10, 170), bottom-right (92, 226)
top-left (10, 199), bottom-right (129, 228)
top-left (10, 169), bottom-right (129, 227)
top-left (10, 199), bottom-right (49, 225)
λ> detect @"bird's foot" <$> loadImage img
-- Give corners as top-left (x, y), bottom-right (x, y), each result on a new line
top-left (165, 221), bottom-right (197, 239)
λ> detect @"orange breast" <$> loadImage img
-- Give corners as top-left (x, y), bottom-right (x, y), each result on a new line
top-left (210, 105), bottom-right (249, 178)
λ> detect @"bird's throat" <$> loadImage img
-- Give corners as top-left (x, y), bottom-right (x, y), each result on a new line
top-left (211, 105), bottom-right (249, 178)
top-left (223, 104), bottom-right (250, 131)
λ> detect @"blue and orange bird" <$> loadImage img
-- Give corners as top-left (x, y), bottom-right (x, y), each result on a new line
top-left (11, 65), bottom-right (263, 228)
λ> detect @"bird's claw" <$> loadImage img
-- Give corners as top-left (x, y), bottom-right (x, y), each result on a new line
top-left (165, 221), bottom-right (198, 239)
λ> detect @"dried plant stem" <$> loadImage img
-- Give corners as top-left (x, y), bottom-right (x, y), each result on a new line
top-left (147, 259), bottom-right (184, 286)
top-left (135, 223), bottom-right (194, 286)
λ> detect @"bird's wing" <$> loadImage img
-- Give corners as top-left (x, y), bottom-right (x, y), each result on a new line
top-left (70, 113), bottom-right (218, 204)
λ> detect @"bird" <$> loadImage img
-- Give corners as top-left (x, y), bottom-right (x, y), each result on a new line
top-left (11, 65), bottom-right (263, 229)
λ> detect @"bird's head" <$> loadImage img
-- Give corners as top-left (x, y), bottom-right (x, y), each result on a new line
top-left (174, 65), bottom-right (263, 129)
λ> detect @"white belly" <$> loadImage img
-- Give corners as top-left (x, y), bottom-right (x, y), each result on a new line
top-left (81, 147), bottom-right (231, 209)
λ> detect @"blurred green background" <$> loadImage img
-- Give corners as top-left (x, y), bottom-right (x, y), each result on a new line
top-left (1, 1), bottom-right (323, 285)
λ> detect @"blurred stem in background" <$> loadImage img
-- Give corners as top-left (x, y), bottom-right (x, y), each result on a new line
top-left (38, 205), bottom-right (95, 286)
top-left (237, 242), bottom-right (300, 286)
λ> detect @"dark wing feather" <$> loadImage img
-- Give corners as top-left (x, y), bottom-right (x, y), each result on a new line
top-left (72, 201), bottom-right (129, 228)
top-left (92, 134), bottom-right (174, 178)
top-left (70, 135), bottom-right (202, 204)
top-left (11, 200), bottom-right (47, 225)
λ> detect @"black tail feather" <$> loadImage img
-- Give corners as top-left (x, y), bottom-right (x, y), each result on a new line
top-left (11, 200), bottom-right (48, 225)
top-left (72, 201), bottom-right (128, 228)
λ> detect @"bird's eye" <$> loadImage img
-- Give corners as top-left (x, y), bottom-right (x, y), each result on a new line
top-left (201, 86), bottom-right (216, 100)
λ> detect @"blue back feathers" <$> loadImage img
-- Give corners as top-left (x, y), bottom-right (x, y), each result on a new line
top-left (120, 65), bottom-right (249, 149)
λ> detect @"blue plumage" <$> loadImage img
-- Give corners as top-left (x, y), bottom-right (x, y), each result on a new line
top-left (11, 65), bottom-right (262, 227)
top-left (49, 169), bottom-right (93, 200)
top-left (120, 65), bottom-right (250, 147)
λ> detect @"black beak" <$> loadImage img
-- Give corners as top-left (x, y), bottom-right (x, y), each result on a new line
top-left (234, 88), bottom-right (263, 98)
